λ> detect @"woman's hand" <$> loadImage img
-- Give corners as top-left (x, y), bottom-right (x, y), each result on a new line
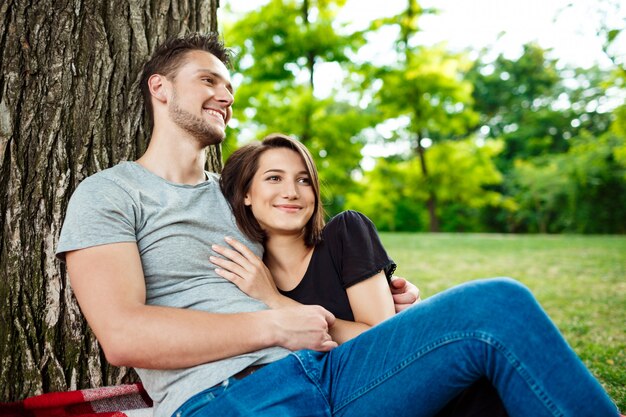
top-left (210, 237), bottom-right (286, 308)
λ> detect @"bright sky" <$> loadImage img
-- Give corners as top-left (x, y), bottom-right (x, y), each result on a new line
top-left (224, 0), bottom-right (625, 69)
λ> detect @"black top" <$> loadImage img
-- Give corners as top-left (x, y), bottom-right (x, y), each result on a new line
top-left (280, 210), bottom-right (396, 321)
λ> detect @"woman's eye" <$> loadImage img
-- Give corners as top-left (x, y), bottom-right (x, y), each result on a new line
top-left (298, 177), bottom-right (311, 185)
top-left (202, 78), bottom-right (214, 84)
top-left (266, 175), bottom-right (280, 181)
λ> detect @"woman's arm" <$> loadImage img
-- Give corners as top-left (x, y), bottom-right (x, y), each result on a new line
top-left (330, 271), bottom-right (396, 344)
top-left (211, 238), bottom-right (408, 344)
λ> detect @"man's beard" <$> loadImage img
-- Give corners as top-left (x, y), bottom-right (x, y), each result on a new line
top-left (169, 98), bottom-right (226, 147)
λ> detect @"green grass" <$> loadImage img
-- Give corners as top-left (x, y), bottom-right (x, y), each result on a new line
top-left (379, 232), bottom-right (626, 411)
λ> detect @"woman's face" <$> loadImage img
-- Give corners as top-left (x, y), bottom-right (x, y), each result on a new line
top-left (244, 147), bottom-right (315, 239)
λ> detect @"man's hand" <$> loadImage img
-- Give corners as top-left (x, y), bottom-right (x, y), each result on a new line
top-left (389, 276), bottom-right (421, 313)
top-left (268, 305), bottom-right (338, 352)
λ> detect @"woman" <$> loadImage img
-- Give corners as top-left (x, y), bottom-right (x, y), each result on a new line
top-left (215, 133), bottom-right (397, 343)
top-left (211, 133), bottom-right (619, 416)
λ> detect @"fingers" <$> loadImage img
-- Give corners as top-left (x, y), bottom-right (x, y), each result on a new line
top-left (319, 339), bottom-right (338, 351)
top-left (210, 254), bottom-right (248, 278)
top-left (389, 276), bottom-right (408, 291)
top-left (224, 236), bottom-right (257, 260)
top-left (213, 265), bottom-right (243, 285)
top-left (320, 306), bottom-right (336, 327)
top-left (273, 306), bottom-right (338, 352)
top-left (392, 291), bottom-right (417, 305)
top-left (211, 243), bottom-right (250, 268)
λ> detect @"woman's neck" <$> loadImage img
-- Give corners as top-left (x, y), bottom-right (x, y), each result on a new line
top-left (264, 234), bottom-right (314, 292)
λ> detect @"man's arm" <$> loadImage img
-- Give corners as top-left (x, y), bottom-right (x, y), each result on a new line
top-left (389, 276), bottom-right (421, 313)
top-left (211, 238), bottom-right (417, 344)
top-left (66, 242), bottom-right (337, 369)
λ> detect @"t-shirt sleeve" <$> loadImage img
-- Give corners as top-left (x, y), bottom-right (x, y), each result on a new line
top-left (326, 210), bottom-right (396, 289)
top-left (56, 175), bottom-right (137, 261)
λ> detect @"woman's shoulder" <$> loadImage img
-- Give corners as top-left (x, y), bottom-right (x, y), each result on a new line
top-left (328, 210), bottom-right (374, 225)
top-left (324, 210), bottom-right (376, 235)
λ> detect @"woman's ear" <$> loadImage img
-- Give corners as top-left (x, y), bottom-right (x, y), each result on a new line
top-left (244, 194), bottom-right (251, 206)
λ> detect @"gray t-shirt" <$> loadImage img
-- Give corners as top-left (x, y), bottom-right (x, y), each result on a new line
top-left (56, 162), bottom-right (290, 417)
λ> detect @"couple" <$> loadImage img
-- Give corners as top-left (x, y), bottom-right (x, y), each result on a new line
top-left (56, 33), bottom-right (620, 417)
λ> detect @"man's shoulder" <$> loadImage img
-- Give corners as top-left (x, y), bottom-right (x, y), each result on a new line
top-left (83, 161), bottom-right (135, 182)
top-left (77, 162), bottom-right (140, 192)
top-left (67, 162), bottom-right (143, 212)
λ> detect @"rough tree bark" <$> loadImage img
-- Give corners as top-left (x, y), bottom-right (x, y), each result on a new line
top-left (0, 0), bottom-right (221, 401)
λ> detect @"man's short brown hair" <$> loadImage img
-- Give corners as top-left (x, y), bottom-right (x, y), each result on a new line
top-left (140, 32), bottom-right (232, 128)
top-left (220, 133), bottom-right (325, 247)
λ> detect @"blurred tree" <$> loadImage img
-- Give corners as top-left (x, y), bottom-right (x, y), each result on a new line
top-left (345, 158), bottom-right (427, 231)
top-left (223, 0), bottom-right (375, 214)
top-left (347, 138), bottom-right (506, 232)
top-left (467, 44), bottom-right (620, 233)
top-left (596, 0), bottom-right (625, 76)
top-left (467, 44), bottom-right (613, 166)
top-left (364, 0), bottom-right (478, 231)
top-left (611, 104), bottom-right (626, 175)
top-left (510, 132), bottom-right (626, 233)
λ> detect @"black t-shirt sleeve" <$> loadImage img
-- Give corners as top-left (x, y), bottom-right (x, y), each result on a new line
top-left (324, 210), bottom-right (396, 289)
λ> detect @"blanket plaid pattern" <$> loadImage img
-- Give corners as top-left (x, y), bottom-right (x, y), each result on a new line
top-left (0, 384), bottom-right (153, 417)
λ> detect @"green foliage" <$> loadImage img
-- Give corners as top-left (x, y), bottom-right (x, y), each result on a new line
top-left (374, 46), bottom-right (479, 139)
top-left (468, 45), bottom-right (614, 165)
top-left (347, 139), bottom-right (507, 232)
top-left (358, 2), bottom-right (479, 231)
top-left (223, 0), bottom-right (372, 214)
top-left (222, 2), bottom-right (626, 234)
top-left (345, 158), bottom-right (427, 231)
top-left (509, 132), bottom-right (626, 233)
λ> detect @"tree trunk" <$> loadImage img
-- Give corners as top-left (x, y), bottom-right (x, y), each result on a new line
top-left (0, 0), bottom-right (221, 401)
top-left (415, 134), bottom-right (440, 233)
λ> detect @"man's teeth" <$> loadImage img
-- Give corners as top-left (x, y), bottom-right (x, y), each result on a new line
top-left (204, 109), bottom-right (223, 119)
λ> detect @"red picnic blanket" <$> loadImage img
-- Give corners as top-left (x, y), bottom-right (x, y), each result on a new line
top-left (0, 383), bottom-right (153, 417)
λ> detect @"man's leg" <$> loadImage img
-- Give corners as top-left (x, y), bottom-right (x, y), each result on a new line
top-left (174, 278), bottom-right (618, 417)
top-left (172, 354), bottom-right (331, 417)
top-left (435, 378), bottom-right (508, 417)
top-left (301, 278), bottom-right (618, 417)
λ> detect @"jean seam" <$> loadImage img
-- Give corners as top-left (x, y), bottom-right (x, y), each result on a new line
top-left (333, 331), bottom-right (564, 417)
top-left (291, 352), bottom-right (333, 414)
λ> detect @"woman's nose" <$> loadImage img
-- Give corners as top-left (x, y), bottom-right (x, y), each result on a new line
top-left (282, 182), bottom-right (299, 199)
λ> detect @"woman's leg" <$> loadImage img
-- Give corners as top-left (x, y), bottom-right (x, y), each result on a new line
top-left (301, 278), bottom-right (618, 417)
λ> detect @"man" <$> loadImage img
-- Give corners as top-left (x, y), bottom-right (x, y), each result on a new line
top-left (57, 32), bottom-right (423, 416)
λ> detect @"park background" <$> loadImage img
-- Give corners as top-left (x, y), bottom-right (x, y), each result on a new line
top-left (218, 0), bottom-right (626, 404)
top-left (0, 0), bottom-right (624, 411)
top-left (220, 0), bottom-right (626, 234)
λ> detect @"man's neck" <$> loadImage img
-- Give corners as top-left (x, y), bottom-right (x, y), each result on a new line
top-left (137, 126), bottom-right (208, 185)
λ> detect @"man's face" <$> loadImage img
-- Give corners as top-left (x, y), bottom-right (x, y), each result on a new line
top-left (167, 50), bottom-right (234, 147)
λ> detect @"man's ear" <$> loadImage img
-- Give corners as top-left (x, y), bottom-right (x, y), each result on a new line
top-left (148, 74), bottom-right (168, 103)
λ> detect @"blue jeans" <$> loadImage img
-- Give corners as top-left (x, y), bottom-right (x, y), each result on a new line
top-left (173, 278), bottom-right (619, 417)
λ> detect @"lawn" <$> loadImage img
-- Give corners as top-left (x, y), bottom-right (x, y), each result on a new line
top-left (379, 232), bottom-right (626, 411)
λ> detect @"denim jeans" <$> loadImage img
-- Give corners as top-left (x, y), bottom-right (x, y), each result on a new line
top-left (173, 278), bottom-right (619, 417)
